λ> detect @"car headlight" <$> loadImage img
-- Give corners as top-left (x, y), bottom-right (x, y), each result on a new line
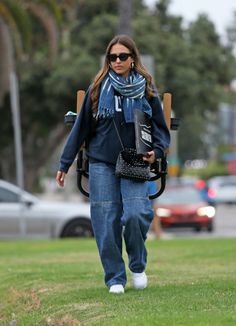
top-left (156, 208), bottom-right (171, 217)
top-left (197, 206), bottom-right (215, 218)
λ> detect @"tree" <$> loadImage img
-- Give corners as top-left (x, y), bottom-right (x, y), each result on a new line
top-left (227, 10), bottom-right (236, 47)
top-left (177, 14), bottom-right (236, 160)
top-left (133, 2), bottom-right (236, 161)
top-left (0, 0), bottom-right (61, 101)
top-left (1, 0), bottom-right (236, 189)
top-left (0, 0), bottom-right (62, 188)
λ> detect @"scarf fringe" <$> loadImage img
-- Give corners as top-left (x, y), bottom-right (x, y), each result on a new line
top-left (97, 106), bottom-right (115, 119)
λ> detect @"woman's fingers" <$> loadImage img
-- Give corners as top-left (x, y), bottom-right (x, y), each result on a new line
top-left (143, 151), bottom-right (155, 164)
top-left (56, 171), bottom-right (65, 187)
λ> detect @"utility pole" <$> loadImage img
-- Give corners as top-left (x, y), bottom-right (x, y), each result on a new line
top-left (10, 72), bottom-right (24, 190)
top-left (10, 71), bottom-right (25, 237)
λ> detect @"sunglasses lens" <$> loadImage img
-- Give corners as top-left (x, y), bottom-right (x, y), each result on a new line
top-left (108, 53), bottom-right (131, 62)
top-left (108, 54), bottom-right (117, 62)
top-left (119, 53), bottom-right (129, 61)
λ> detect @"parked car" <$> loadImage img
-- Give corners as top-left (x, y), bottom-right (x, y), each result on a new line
top-left (0, 179), bottom-right (93, 239)
top-left (154, 185), bottom-right (215, 232)
top-left (207, 175), bottom-right (236, 205)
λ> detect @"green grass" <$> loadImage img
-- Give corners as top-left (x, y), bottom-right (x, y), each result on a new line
top-left (0, 238), bottom-right (236, 326)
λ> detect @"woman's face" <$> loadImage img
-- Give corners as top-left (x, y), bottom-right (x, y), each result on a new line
top-left (108, 43), bottom-right (134, 78)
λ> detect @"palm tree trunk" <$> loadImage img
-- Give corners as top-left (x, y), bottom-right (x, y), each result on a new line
top-left (0, 18), bottom-right (14, 105)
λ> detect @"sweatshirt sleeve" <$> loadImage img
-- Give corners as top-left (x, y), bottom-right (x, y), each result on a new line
top-left (150, 95), bottom-right (171, 159)
top-left (59, 87), bottom-right (92, 173)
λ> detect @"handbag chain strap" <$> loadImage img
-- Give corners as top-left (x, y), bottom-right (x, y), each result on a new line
top-left (113, 119), bottom-right (125, 150)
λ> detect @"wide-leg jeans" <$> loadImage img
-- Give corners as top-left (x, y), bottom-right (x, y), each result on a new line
top-left (89, 162), bottom-right (154, 288)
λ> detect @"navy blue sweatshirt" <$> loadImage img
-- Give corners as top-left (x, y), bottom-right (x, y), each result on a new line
top-left (59, 87), bottom-right (170, 173)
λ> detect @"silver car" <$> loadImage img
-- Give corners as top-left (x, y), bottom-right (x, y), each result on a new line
top-left (207, 175), bottom-right (236, 205)
top-left (0, 179), bottom-right (93, 239)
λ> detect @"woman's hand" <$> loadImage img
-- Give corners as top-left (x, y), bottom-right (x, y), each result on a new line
top-left (143, 150), bottom-right (156, 164)
top-left (56, 171), bottom-right (66, 187)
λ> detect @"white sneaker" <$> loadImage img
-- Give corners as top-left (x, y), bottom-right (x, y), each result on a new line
top-left (109, 284), bottom-right (125, 294)
top-left (132, 272), bottom-right (148, 290)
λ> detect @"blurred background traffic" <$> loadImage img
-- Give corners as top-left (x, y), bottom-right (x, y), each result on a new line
top-left (1, 0), bottom-right (236, 239)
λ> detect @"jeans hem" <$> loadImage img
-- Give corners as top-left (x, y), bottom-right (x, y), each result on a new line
top-left (129, 268), bottom-right (145, 273)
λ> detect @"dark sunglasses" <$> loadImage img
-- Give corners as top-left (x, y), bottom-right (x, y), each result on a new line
top-left (107, 53), bottom-right (132, 62)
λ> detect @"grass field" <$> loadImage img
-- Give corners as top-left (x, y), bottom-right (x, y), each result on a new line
top-left (0, 238), bottom-right (235, 326)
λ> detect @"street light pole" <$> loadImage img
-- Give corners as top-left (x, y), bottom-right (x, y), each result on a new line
top-left (9, 71), bottom-right (24, 190)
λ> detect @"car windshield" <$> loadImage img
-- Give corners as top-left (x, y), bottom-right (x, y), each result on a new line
top-left (208, 176), bottom-right (236, 187)
top-left (221, 180), bottom-right (236, 187)
top-left (0, 181), bottom-right (38, 204)
top-left (157, 187), bottom-right (203, 205)
top-left (0, 186), bottom-right (20, 202)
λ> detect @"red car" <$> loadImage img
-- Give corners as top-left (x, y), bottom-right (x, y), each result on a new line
top-left (154, 186), bottom-right (215, 232)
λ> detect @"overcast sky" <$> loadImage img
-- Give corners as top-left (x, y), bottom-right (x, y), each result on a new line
top-left (144, 0), bottom-right (236, 38)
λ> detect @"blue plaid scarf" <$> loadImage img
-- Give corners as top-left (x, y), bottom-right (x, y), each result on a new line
top-left (97, 70), bottom-right (152, 122)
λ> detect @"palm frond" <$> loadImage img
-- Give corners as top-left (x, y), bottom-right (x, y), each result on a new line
top-left (33, 0), bottom-right (62, 25)
top-left (0, 1), bottom-right (23, 58)
top-left (3, 0), bottom-right (32, 52)
top-left (26, 2), bottom-right (59, 61)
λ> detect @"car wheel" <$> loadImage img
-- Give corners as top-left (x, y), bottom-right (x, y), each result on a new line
top-left (207, 221), bottom-right (214, 232)
top-left (61, 218), bottom-right (93, 238)
top-left (194, 225), bottom-right (202, 232)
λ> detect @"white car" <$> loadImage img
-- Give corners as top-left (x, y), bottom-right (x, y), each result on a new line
top-left (0, 179), bottom-right (93, 239)
top-left (207, 175), bottom-right (236, 204)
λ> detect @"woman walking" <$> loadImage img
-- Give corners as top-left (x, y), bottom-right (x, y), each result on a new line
top-left (56, 34), bottom-right (170, 294)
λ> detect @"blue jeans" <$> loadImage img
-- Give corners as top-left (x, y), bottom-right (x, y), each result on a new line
top-left (89, 162), bottom-right (154, 288)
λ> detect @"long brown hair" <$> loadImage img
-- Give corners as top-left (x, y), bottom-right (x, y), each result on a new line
top-left (90, 34), bottom-right (156, 114)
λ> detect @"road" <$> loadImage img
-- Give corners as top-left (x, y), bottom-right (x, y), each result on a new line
top-left (214, 204), bottom-right (236, 238)
top-left (155, 204), bottom-right (236, 239)
top-left (42, 192), bottom-right (236, 239)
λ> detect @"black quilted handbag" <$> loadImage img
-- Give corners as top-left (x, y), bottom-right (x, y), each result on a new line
top-left (113, 119), bottom-right (150, 182)
top-left (115, 148), bottom-right (150, 182)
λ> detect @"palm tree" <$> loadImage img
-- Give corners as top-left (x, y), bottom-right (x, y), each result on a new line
top-left (0, 0), bottom-right (61, 188)
top-left (0, 0), bottom-right (62, 102)
top-left (0, 1), bottom-right (24, 104)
